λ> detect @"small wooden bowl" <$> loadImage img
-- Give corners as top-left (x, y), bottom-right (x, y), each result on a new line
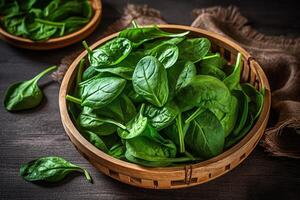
top-left (0, 0), bottom-right (102, 50)
top-left (59, 25), bottom-right (271, 189)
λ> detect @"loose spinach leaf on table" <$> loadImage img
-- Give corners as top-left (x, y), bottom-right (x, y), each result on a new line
top-left (20, 156), bottom-right (92, 183)
top-left (132, 56), bottom-right (169, 107)
top-left (4, 65), bottom-right (57, 111)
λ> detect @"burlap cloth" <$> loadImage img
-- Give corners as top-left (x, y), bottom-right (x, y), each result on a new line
top-left (53, 4), bottom-right (300, 159)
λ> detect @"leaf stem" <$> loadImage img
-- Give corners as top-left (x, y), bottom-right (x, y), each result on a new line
top-left (35, 18), bottom-right (65, 27)
top-left (176, 113), bottom-right (185, 153)
top-left (235, 53), bottom-right (242, 69)
top-left (102, 119), bottom-right (127, 130)
top-left (82, 41), bottom-right (93, 54)
top-left (66, 95), bottom-right (82, 105)
top-left (34, 65), bottom-right (57, 82)
top-left (185, 107), bottom-right (204, 124)
top-left (76, 59), bottom-right (85, 85)
top-left (82, 169), bottom-right (92, 183)
top-left (201, 54), bottom-right (219, 61)
top-left (131, 20), bottom-right (138, 28)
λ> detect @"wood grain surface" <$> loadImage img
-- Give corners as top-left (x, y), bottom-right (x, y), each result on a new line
top-left (0, 0), bottom-right (299, 199)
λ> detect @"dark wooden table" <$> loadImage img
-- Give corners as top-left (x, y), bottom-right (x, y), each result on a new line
top-left (1, 0), bottom-right (299, 199)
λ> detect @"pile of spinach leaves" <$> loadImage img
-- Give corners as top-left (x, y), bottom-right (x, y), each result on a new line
top-left (66, 23), bottom-right (265, 167)
top-left (0, 0), bottom-right (93, 41)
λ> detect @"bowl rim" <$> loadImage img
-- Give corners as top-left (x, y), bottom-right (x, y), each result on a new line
top-left (0, 0), bottom-right (101, 44)
top-left (59, 24), bottom-right (271, 173)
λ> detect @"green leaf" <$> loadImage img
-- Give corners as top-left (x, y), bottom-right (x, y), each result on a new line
top-left (178, 38), bottom-right (211, 63)
top-left (199, 53), bottom-right (226, 80)
top-left (95, 66), bottom-right (134, 80)
top-left (231, 89), bottom-right (249, 136)
top-left (148, 43), bottom-right (179, 69)
top-left (82, 131), bottom-right (109, 153)
top-left (143, 102), bottom-right (179, 131)
top-left (20, 156), bottom-right (92, 183)
top-left (117, 104), bottom-right (148, 139)
top-left (175, 75), bottom-right (231, 112)
top-left (77, 107), bottom-right (126, 136)
top-left (223, 53), bottom-right (242, 90)
top-left (4, 66), bottom-right (57, 111)
top-left (241, 83), bottom-right (264, 120)
top-left (119, 25), bottom-right (189, 47)
top-left (82, 66), bottom-right (99, 81)
top-left (132, 56), bottom-right (169, 107)
top-left (185, 110), bottom-right (225, 158)
top-left (83, 38), bottom-right (132, 67)
top-left (224, 83), bottom-right (264, 148)
top-left (79, 76), bottom-right (126, 109)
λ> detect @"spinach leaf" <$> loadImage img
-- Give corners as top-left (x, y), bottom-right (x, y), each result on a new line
top-left (199, 53), bottom-right (227, 80)
top-left (109, 143), bottom-right (126, 159)
top-left (167, 60), bottom-right (196, 99)
top-left (4, 65), bottom-right (57, 111)
top-left (82, 66), bottom-right (99, 81)
top-left (93, 98), bottom-right (124, 122)
top-left (143, 101), bottom-right (179, 131)
top-left (231, 89), bottom-right (249, 136)
top-left (225, 83), bottom-right (264, 148)
top-left (76, 76), bottom-right (126, 109)
top-left (143, 37), bottom-right (185, 50)
top-left (78, 107), bottom-right (126, 136)
top-left (83, 38), bottom-right (132, 67)
top-left (82, 130), bottom-right (109, 153)
top-left (241, 83), bottom-right (264, 120)
top-left (95, 66), bottom-right (133, 80)
top-left (175, 75), bottom-right (231, 112)
top-left (20, 156), bottom-right (92, 183)
top-left (178, 38), bottom-right (210, 63)
top-left (223, 53), bottom-right (242, 90)
top-left (120, 94), bottom-right (137, 122)
top-left (132, 56), bottom-right (169, 107)
top-left (83, 130), bottom-right (125, 159)
top-left (148, 43), bottom-right (179, 69)
top-left (185, 110), bottom-right (224, 158)
top-left (119, 25), bottom-right (189, 47)
top-left (219, 95), bottom-right (239, 137)
top-left (125, 151), bottom-right (195, 167)
top-left (125, 126), bottom-right (176, 162)
top-left (117, 104), bottom-right (148, 139)
top-left (174, 60), bottom-right (196, 93)
top-left (199, 53), bottom-right (226, 69)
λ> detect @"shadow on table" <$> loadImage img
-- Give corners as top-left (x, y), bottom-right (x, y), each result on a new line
top-left (30, 172), bottom-right (87, 188)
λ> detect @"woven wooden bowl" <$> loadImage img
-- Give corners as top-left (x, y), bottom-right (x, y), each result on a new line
top-left (0, 0), bottom-right (101, 50)
top-left (59, 25), bottom-right (271, 189)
